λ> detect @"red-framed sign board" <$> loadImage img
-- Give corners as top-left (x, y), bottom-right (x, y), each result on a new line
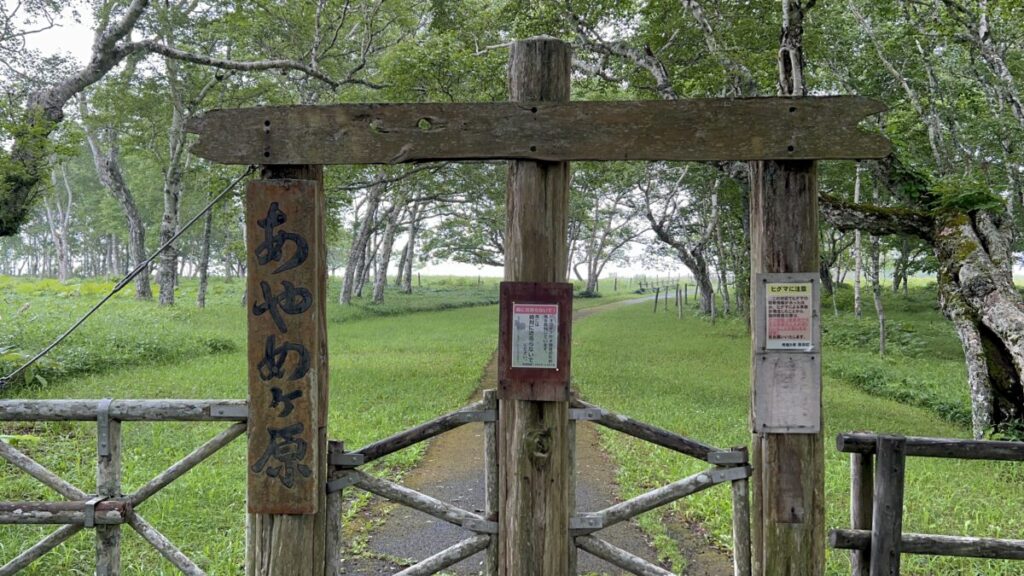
top-left (498, 282), bottom-right (573, 401)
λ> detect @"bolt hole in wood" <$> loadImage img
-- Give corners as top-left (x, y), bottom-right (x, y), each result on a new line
top-left (788, 145), bottom-right (795, 152)
top-left (530, 145), bottom-right (537, 152)
top-left (789, 106), bottom-right (797, 112)
top-left (264, 120), bottom-right (270, 127)
top-left (263, 151), bottom-right (270, 158)
top-left (530, 106), bottom-right (537, 113)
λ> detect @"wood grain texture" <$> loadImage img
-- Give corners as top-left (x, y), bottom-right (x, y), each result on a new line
top-left (246, 167), bottom-right (327, 576)
top-left (870, 436), bottom-right (906, 576)
top-left (498, 37), bottom-right (572, 576)
top-left (246, 178), bottom-right (321, 515)
top-left (850, 453), bottom-right (873, 576)
top-left (830, 529), bottom-right (1024, 560)
top-left (0, 501), bottom-right (128, 525)
top-left (749, 159), bottom-right (825, 576)
top-left (0, 399), bottom-right (247, 421)
top-left (186, 97), bottom-right (890, 165)
top-left (96, 418), bottom-right (121, 575)
top-left (483, 391), bottom-right (499, 576)
top-left (730, 447), bottom-right (752, 576)
top-left (837, 432), bottom-right (1024, 461)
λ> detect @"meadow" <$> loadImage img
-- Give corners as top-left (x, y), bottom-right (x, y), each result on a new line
top-left (0, 274), bottom-right (1020, 575)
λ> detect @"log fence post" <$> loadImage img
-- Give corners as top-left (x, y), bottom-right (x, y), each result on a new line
top-left (499, 36), bottom-right (572, 576)
top-left (851, 451), bottom-right (874, 576)
top-left (870, 436), bottom-right (906, 576)
top-left (95, 402), bottom-right (121, 576)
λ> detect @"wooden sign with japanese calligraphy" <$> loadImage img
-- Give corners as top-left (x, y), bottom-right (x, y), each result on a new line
top-left (246, 179), bottom-right (323, 514)
top-left (498, 282), bottom-right (572, 401)
top-left (752, 273), bottom-right (821, 433)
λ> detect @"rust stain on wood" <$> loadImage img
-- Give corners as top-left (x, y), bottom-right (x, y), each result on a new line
top-left (246, 179), bottom-right (322, 515)
top-left (187, 97), bottom-right (890, 165)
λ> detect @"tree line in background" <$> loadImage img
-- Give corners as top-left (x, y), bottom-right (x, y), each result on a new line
top-left (1, 0), bottom-right (1023, 436)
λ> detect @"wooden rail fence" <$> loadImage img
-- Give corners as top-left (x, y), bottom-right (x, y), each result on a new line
top-left (0, 399), bottom-right (248, 576)
top-left (830, 432), bottom-right (1024, 575)
top-left (325, 390), bottom-right (752, 576)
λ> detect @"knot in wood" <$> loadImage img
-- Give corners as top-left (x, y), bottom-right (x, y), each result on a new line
top-left (526, 428), bottom-right (551, 464)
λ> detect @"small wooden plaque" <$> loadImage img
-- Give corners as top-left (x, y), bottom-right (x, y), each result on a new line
top-left (498, 282), bottom-right (573, 401)
top-left (246, 179), bottom-right (322, 514)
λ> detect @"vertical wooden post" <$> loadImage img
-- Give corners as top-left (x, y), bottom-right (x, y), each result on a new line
top-left (499, 36), bottom-right (571, 576)
top-left (246, 165), bottom-right (328, 576)
top-left (730, 446), bottom-right (752, 576)
top-left (653, 287), bottom-right (660, 313)
top-left (326, 441), bottom-right (344, 576)
top-left (483, 390), bottom-right (499, 576)
top-left (850, 452), bottom-right (874, 576)
top-left (870, 436), bottom-right (905, 576)
top-left (96, 415), bottom-right (121, 575)
top-left (749, 159), bottom-right (824, 575)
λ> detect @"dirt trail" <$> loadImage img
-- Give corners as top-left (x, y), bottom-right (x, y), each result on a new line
top-left (341, 298), bottom-right (733, 575)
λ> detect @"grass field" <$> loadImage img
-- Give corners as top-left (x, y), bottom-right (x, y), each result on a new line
top-left (0, 274), bottom-right (1018, 574)
top-left (573, 285), bottom-right (1023, 575)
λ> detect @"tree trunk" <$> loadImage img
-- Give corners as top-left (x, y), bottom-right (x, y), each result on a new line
top-left (401, 201), bottom-right (421, 294)
top-left (372, 205), bottom-right (402, 304)
top-left (340, 182), bottom-right (383, 304)
top-left (81, 100), bottom-right (152, 300)
top-left (853, 164), bottom-right (863, 319)
top-left (157, 102), bottom-right (187, 306)
top-left (197, 194), bottom-right (214, 309)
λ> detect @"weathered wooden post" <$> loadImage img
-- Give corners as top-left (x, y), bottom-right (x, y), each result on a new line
top-left (499, 36), bottom-right (572, 576)
top-left (748, 159), bottom-right (824, 573)
top-left (246, 165), bottom-right (329, 576)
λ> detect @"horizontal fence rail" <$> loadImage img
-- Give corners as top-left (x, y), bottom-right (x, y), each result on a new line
top-left (830, 432), bottom-right (1024, 575)
top-left (0, 399), bottom-right (248, 576)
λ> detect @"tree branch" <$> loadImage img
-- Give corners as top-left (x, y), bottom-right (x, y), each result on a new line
top-left (129, 39), bottom-right (342, 89)
top-left (819, 193), bottom-right (935, 239)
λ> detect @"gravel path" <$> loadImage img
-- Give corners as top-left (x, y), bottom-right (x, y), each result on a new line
top-left (340, 297), bottom-right (733, 575)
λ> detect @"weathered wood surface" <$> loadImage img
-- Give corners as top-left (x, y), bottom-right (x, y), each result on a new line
top-left (247, 165), bottom-right (328, 576)
top-left (574, 535), bottom-right (675, 576)
top-left (392, 535), bottom-right (491, 576)
top-left (129, 422), bottom-right (246, 507)
top-left (187, 97), bottom-right (890, 165)
top-left (871, 436), bottom-right (906, 576)
top-left (325, 441), bottom-right (344, 576)
top-left (347, 469), bottom-right (490, 529)
top-left (850, 452), bottom-right (874, 576)
top-left (0, 439), bottom-right (87, 500)
top-left (593, 469), bottom-right (723, 530)
top-left (749, 158), bottom-right (825, 575)
top-left (483, 390), bottom-right (499, 576)
top-left (0, 501), bottom-right (128, 524)
top-left (730, 447), bottom-right (752, 576)
top-left (0, 399), bottom-right (247, 421)
top-left (569, 398), bottom-right (720, 461)
top-left (344, 399), bottom-right (487, 464)
top-left (830, 529), bottom-right (1024, 560)
top-left (499, 36), bottom-right (572, 576)
top-left (246, 178), bottom-right (322, 515)
top-left (837, 432), bottom-right (1024, 461)
top-left (0, 525), bottom-right (82, 575)
top-left (96, 418), bottom-right (121, 575)
top-left (128, 513), bottom-right (205, 576)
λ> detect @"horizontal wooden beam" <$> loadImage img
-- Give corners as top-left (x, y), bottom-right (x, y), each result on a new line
top-left (830, 529), bottom-right (1024, 560)
top-left (0, 400), bottom-right (247, 422)
top-left (0, 501), bottom-right (129, 525)
top-left (836, 433), bottom-right (1024, 461)
top-left (186, 97), bottom-right (890, 165)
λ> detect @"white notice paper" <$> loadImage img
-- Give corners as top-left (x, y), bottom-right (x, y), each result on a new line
top-left (765, 282), bottom-right (814, 350)
top-left (511, 303), bottom-right (558, 369)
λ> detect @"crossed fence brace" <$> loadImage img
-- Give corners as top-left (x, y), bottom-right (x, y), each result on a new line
top-left (0, 399), bottom-right (248, 575)
top-left (327, 390), bottom-right (753, 576)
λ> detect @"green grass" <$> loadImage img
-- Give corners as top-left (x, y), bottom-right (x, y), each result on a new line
top-left (1, 274), bottom-right (1014, 574)
top-left (572, 292), bottom-right (1024, 575)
